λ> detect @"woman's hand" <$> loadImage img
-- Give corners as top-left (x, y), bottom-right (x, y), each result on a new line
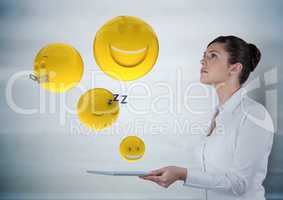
top-left (139, 166), bottom-right (187, 188)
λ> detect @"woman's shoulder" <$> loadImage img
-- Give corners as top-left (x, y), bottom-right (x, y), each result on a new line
top-left (238, 94), bottom-right (275, 133)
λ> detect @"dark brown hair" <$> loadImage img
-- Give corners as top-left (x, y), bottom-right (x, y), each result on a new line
top-left (208, 35), bottom-right (261, 85)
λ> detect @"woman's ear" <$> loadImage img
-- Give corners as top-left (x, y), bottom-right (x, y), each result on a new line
top-left (229, 63), bottom-right (243, 76)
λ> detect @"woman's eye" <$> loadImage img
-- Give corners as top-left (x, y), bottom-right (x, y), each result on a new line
top-left (208, 53), bottom-right (217, 59)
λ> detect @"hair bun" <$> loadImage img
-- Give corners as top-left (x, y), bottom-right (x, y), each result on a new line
top-left (248, 43), bottom-right (261, 72)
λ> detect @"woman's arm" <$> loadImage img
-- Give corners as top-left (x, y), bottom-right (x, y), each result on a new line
top-left (141, 112), bottom-right (274, 196)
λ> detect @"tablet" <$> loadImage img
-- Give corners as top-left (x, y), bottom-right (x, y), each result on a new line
top-left (86, 170), bottom-right (149, 176)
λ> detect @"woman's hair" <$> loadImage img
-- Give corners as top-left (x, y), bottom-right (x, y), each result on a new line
top-left (208, 35), bottom-right (261, 85)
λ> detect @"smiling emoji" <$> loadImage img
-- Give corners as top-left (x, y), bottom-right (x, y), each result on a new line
top-left (33, 43), bottom-right (83, 93)
top-left (77, 88), bottom-right (119, 131)
top-left (119, 136), bottom-right (145, 162)
top-left (93, 16), bottom-right (159, 81)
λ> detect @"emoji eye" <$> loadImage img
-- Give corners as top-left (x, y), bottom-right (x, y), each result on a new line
top-left (134, 24), bottom-right (140, 31)
top-left (136, 147), bottom-right (140, 151)
top-left (118, 24), bottom-right (127, 34)
top-left (40, 63), bottom-right (46, 69)
top-left (128, 147), bottom-right (132, 152)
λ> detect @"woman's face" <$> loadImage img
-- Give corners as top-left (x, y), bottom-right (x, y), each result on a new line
top-left (200, 42), bottom-right (231, 86)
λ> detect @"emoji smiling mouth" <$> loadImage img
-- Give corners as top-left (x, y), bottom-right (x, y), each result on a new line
top-left (125, 155), bottom-right (142, 159)
top-left (110, 45), bottom-right (147, 54)
top-left (109, 44), bottom-right (148, 67)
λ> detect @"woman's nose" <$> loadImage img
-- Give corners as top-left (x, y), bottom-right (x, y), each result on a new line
top-left (200, 58), bottom-right (205, 65)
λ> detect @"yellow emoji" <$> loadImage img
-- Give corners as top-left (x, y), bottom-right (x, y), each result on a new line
top-left (77, 88), bottom-right (119, 131)
top-left (33, 43), bottom-right (83, 93)
top-left (93, 16), bottom-right (159, 81)
top-left (119, 136), bottom-right (145, 162)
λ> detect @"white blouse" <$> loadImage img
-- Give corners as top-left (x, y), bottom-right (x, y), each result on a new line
top-left (183, 87), bottom-right (274, 200)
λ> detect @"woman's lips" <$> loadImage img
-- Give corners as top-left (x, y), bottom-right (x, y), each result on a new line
top-left (200, 69), bottom-right (208, 73)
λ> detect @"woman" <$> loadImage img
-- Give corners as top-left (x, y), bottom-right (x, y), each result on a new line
top-left (140, 35), bottom-right (274, 199)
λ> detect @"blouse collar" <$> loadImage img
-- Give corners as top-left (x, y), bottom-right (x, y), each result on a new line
top-left (215, 87), bottom-right (247, 114)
